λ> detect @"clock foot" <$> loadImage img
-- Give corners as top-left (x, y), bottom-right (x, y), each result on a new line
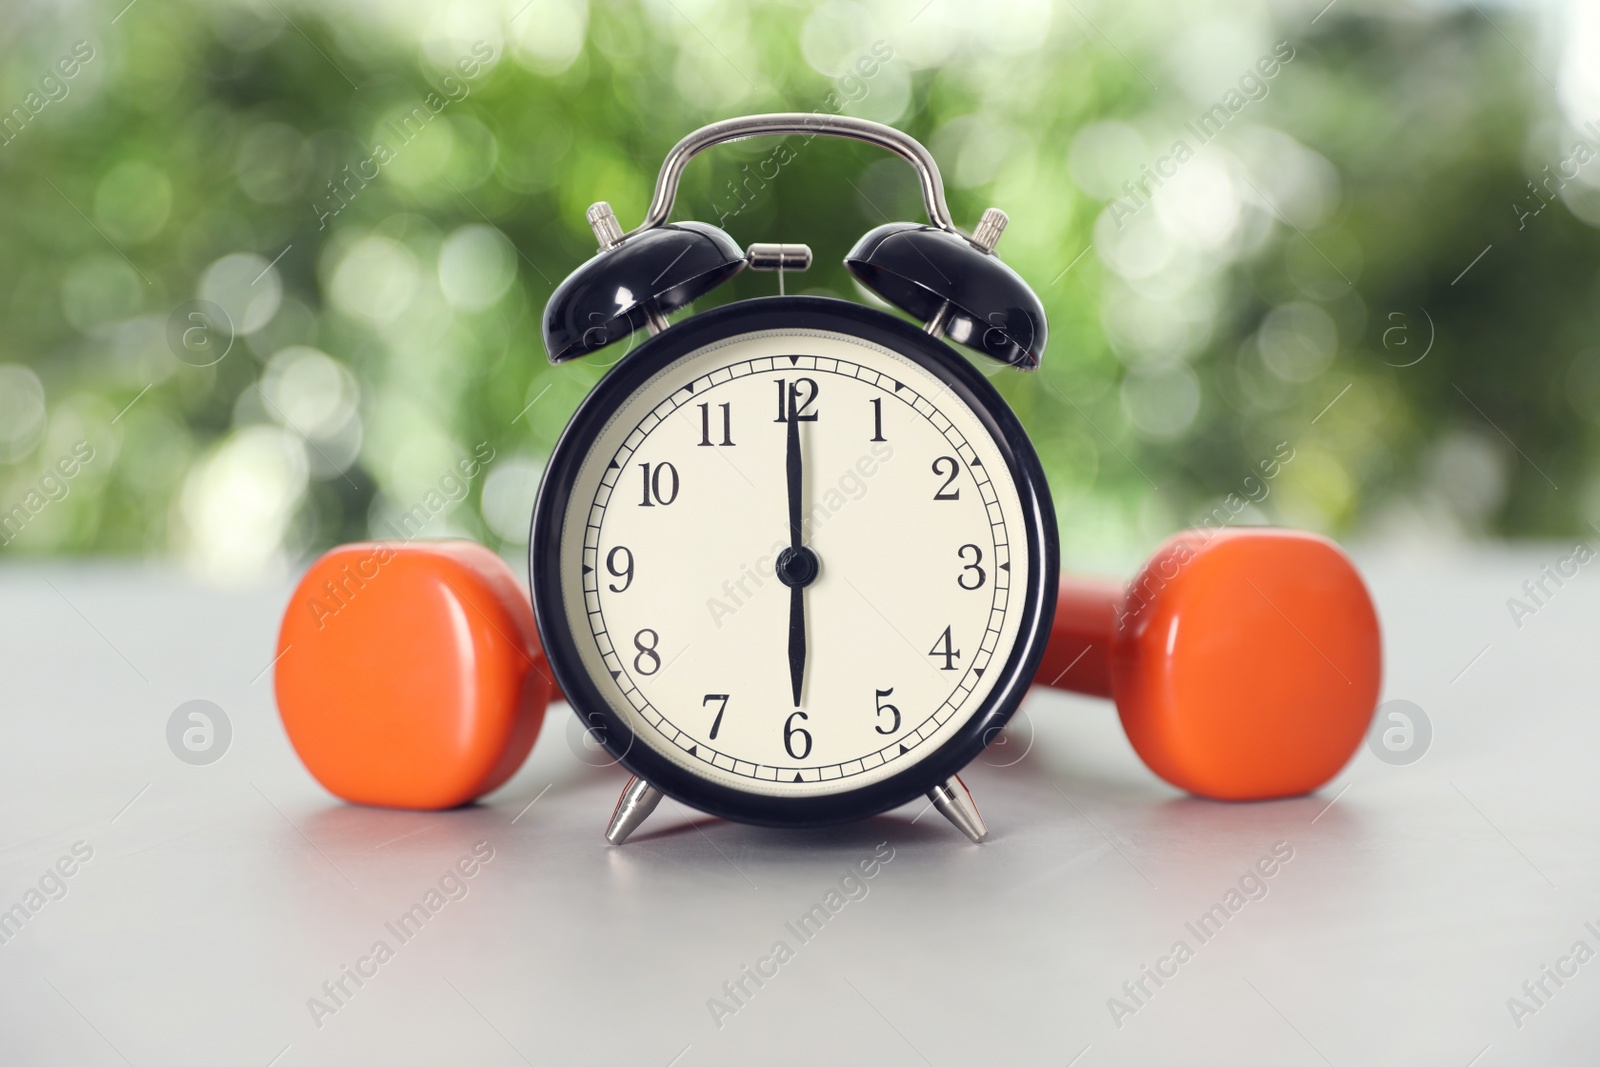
top-left (604, 776), bottom-right (664, 845)
top-left (927, 775), bottom-right (988, 843)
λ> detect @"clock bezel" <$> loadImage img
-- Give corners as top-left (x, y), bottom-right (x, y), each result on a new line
top-left (530, 296), bottom-right (1057, 828)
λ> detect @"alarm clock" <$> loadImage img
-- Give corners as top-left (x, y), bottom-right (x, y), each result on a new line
top-left (531, 113), bottom-right (1057, 845)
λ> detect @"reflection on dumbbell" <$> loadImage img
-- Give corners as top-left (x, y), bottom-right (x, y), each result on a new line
top-left (1032, 527), bottom-right (1382, 801)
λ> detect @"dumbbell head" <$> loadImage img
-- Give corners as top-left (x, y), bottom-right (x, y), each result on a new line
top-left (1109, 527), bottom-right (1381, 801)
top-left (274, 541), bottom-right (553, 809)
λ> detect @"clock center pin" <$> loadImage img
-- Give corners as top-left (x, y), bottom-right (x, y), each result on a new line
top-left (774, 545), bottom-right (820, 588)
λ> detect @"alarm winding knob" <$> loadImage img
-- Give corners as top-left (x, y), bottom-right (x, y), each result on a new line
top-left (586, 201), bottom-right (625, 250)
top-left (969, 207), bottom-right (1008, 254)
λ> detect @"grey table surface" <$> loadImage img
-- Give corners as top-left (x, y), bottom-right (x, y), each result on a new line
top-left (0, 547), bottom-right (1596, 1066)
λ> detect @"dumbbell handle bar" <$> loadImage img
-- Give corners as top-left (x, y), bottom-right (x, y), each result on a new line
top-left (1031, 579), bottom-right (1123, 700)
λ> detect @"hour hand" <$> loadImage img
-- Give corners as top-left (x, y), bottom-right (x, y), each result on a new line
top-left (777, 543), bottom-right (819, 705)
top-left (788, 585), bottom-right (805, 707)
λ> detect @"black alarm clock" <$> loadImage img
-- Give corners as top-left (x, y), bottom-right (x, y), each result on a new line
top-left (529, 114), bottom-right (1057, 844)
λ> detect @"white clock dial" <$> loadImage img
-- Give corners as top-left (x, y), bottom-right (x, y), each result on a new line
top-left (557, 327), bottom-right (1030, 798)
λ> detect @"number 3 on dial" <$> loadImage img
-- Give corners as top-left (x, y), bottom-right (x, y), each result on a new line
top-left (957, 544), bottom-right (985, 590)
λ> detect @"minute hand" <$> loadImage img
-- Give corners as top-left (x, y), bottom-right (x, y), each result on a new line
top-left (786, 407), bottom-right (803, 548)
top-left (786, 407), bottom-right (806, 707)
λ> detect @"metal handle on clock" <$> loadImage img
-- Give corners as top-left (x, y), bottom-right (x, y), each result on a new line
top-left (624, 113), bottom-right (960, 241)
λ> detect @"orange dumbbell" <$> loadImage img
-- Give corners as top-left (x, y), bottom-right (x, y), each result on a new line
top-left (275, 541), bottom-right (561, 810)
top-left (1033, 527), bottom-right (1382, 800)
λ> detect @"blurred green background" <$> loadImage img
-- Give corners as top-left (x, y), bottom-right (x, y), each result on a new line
top-left (1, 0), bottom-right (1596, 581)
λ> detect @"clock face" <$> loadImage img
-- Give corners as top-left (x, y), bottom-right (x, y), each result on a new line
top-left (532, 298), bottom-right (1055, 825)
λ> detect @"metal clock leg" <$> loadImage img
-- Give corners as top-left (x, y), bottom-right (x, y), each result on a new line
top-left (604, 776), bottom-right (664, 845)
top-left (927, 775), bottom-right (988, 844)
